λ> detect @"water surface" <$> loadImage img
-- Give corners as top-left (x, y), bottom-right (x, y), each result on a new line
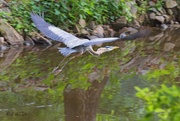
top-left (0, 27), bottom-right (180, 121)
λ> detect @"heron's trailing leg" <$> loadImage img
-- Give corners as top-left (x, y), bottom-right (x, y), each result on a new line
top-left (52, 53), bottom-right (83, 75)
top-left (52, 56), bottom-right (68, 73)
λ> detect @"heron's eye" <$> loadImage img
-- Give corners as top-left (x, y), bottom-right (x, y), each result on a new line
top-left (105, 46), bottom-right (111, 48)
top-left (105, 46), bottom-right (113, 50)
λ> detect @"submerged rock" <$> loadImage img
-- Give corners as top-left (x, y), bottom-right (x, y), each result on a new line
top-left (24, 36), bottom-right (35, 46)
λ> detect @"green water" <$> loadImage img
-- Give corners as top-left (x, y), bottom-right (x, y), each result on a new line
top-left (0, 28), bottom-right (179, 121)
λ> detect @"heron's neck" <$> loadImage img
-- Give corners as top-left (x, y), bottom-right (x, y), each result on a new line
top-left (87, 46), bottom-right (100, 56)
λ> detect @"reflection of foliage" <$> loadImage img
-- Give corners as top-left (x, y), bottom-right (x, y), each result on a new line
top-left (0, 52), bottom-right (49, 82)
top-left (99, 74), bottom-right (148, 120)
top-left (0, 90), bottom-right (64, 121)
top-left (136, 85), bottom-right (180, 121)
top-left (135, 54), bottom-right (180, 121)
top-left (1, 28), bottom-right (179, 120)
top-left (143, 60), bottom-right (179, 83)
top-left (54, 51), bottom-right (121, 89)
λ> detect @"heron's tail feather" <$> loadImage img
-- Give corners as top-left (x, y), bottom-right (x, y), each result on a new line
top-left (58, 47), bottom-right (77, 56)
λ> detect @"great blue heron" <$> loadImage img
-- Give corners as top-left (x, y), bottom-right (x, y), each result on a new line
top-left (30, 13), bottom-right (150, 74)
top-left (30, 13), bottom-right (150, 56)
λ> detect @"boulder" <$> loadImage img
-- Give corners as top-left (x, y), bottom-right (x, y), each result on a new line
top-left (30, 32), bottom-right (52, 45)
top-left (149, 1), bottom-right (155, 6)
top-left (163, 15), bottom-right (171, 22)
top-left (167, 9), bottom-right (173, 15)
top-left (165, 0), bottom-right (178, 8)
top-left (24, 36), bottom-right (35, 46)
top-left (138, 14), bottom-right (148, 25)
top-left (126, 27), bottom-right (138, 34)
top-left (73, 25), bottom-right (80, 33)
top-left (0, 0), bottom-right (4, 7)
top-left (150, 7), bottom-right (162, 15)
top-left (112, 16), bottom-right (127, 31)
top-left (92, 25), bottom-right (104, 37)
top-left (149, 12), bottom-right (156, 19)
top-left (0, 37), bottom-right (4, 45)
top-left (115, 27), bottom-right (138, 37)
top-left (155, 16), bottom-right (165, 23)
top-left (81, 29), bottom-right (89, 35)
top-left (128, 19), bottom-right (140, 28)
top-left (86, 35), bottom-right (99, 40)
top-left (158, 8), bottom-right (166, 15)
top-left (79, 19), bottom-right (86, 28)
top-left (88, 21), bottom-right (96, 30)
top-left (0, 19), bottom-right (24, 45)
top-left (104, 28), bottom-right (115, 37)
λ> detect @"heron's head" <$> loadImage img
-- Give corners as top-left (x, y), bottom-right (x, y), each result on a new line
top-left (96, 46), bottom-right (119, 55)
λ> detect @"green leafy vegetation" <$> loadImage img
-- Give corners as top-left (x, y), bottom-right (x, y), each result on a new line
top-left (136, 85), bottom-right (180, 121)
top-left (135, 57), bottom-right (180, 121)
top-left (137, 0), bottom-right (148, 15)
top-left (1, 0), bottom-right (136, 33)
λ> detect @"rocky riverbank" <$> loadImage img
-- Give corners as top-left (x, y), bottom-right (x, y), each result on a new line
top-left (0, 0), bottom-right (179, 51)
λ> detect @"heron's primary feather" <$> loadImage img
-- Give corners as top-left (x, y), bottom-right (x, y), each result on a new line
top-left (83, 37), bottom-right (119, 46)
top-left (31, 13), bottom-right (89, 48)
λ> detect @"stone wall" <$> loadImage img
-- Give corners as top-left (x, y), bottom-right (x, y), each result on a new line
top-left (140, 0), bottom-right (180, 26)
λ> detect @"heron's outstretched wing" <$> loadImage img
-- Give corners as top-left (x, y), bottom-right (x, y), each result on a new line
top-left (83, 37), bottom-right (119, 46)
top-left (30, 13), bottom-right (89, 48)
top-left (83, 28), bottom-right (151, 46)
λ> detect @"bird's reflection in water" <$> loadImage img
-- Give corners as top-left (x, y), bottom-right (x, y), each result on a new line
top-left (52, 46), bottom-right (119, 75)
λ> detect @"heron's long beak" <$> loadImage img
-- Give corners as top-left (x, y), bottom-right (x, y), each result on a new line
top-left (112, 46), bottom-right (119, 50)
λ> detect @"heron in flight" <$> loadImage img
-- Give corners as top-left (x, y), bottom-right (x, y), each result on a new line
top-left (30, 13), bottom-right (150, 57)
top-left (30, 13), bottom-right (150, 74)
